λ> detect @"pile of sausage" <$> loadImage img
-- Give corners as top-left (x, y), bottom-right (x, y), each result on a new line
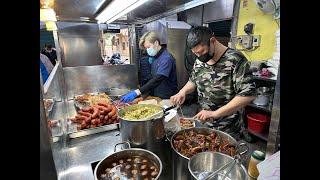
top-left (70, 103), bottom-right (119, 130)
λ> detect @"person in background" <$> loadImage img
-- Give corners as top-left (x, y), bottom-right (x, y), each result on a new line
top-left (40, 53), bottom-right (54, 74)
top-left (40, 59), bottom-right (49, 84)
top-left (120, 31), bottom-right (178, 102)
top-left (170, 26), bottom-right (256, 140)
top-left (139, 50), bottom-right (153, 86)
top-left (41, 43), bottom-right (57, 66)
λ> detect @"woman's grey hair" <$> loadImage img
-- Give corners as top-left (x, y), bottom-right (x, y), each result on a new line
top-left (139, 31), bottom-right (160, 50)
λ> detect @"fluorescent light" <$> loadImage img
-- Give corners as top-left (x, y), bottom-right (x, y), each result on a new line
top-left (96, 0), bottom-right (151, 24)
top-left (40, 8), bottom-right (57, 22)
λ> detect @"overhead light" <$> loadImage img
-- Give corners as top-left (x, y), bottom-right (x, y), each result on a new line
top-left (45, 21), bottom-right (57, 31)
top-left (40, 8), bottom-right (57, 22)
top-left (40, 0), bottom-right (55, 9)
top-left (96, 0), bottom-right (151, 24)
top-left (80, 17), bottom-right (90, 19)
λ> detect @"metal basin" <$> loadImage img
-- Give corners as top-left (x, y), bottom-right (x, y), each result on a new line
top-left (188, 152), bottom-right (249, 180)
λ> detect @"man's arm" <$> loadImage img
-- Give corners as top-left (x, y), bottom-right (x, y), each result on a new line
top-left (179, 81), bottom-right (196, 95)
top-left (212, 96), bottom-right (255, 119)
top-left (194, 95), bottom-right (255, 121)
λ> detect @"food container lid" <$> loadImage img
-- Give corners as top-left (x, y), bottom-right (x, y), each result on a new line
top-left (252, 150), bottom-right (265, 161)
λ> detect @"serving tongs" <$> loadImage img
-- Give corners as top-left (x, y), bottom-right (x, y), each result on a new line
top-left (203, 155), bottom-right (240, 180)
top-left (139, 105), bottom-right (177, 121)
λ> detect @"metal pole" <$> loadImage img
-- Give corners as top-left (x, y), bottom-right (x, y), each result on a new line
top-left (40, 78), bottom-right (58, 180)
top-left (266, 66), bottom-right (280, 157)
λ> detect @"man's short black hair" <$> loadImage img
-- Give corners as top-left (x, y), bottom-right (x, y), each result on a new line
top-left (45, 43), bottom-right (52, 49)
top-left (187, 26), bottom-right (214, 48)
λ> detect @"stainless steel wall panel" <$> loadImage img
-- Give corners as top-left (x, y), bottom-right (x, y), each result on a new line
top-left (63, 65), bottom-right (138, 99)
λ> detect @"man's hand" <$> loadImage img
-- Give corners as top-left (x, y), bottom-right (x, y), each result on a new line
top-left (170, 91), bottom-right (186, 105)
top-left (193, 110), bottom-right (217, 122)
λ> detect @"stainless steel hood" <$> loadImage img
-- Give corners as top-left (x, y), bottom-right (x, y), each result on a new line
top-left (53, 0), bottom-right (216, 24)
top-left (54, 0), bottom-right (112, 22)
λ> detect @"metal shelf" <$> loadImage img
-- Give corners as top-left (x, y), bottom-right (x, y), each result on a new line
top-left (247, 103), bottom-right (272, 113)
top-left (248, 129), bottom-right (268, 141)
top-left (252, 75), bottom-right (277, 82)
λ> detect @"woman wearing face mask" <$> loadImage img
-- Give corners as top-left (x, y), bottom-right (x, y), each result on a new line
top-left (170, 26), bottom-right (256, 139)
top-left (120, 31), bottom-right (178, 102)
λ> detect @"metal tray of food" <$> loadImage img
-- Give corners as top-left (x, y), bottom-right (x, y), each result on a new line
top-left (73, 92), bottom-right (112, 110)
top-left (44, 98), bottom-right (55, 113)
top-left (67, 120), bottom-right (119, 139)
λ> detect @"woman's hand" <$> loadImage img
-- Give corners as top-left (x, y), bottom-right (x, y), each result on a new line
top-left (193, 110), bottom-right (217, 122)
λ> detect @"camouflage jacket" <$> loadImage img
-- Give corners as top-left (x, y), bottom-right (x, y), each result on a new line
top-left (189, 48), bottom-right (256, 134)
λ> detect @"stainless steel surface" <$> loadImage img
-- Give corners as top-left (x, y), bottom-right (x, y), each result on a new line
top-left (130, 0), bottom-right (216, 25)
top-left (63, 65), bottom-right (138, 99)
top-left (54, 0), bottom-right (110, 22)
top-left (203, 0), bottom-right (235, 23)
top-left (68, 121), bottom-right (119, 139)
top-left (94, 147), bottom-right (163, 180)
top-left (57, 22), bottom-right (102, 67)
top-left (44, 62), bottom-right (64, 101)
top-left (230, 0), bottom-right (240, 49)
top-left (266, 67), bottom-right (280, 157)
top-left (64, 98), bottom-right (120, 138)
top-left (188, 152), bottom-right (248, 180)
top-left (55, 130), bottom-right (122, 180)
top-left (184, 5), bottom-right (204, 26)
top-left (203, 158), bottom-right (235, 180)
top-left (118, 104), bottom-right (173, 179)
top-left (171, 127), bottom-right (240, 180)
top-left (51, 120), bottom-right (63, 137)
top-left (118, 104), bottom-right (166, 148)
top-left (256, 87), bottom-right (271, 94)
top-left (167, 28), bottom-right (190, 90)
top-left (40, 81), bottom-right (58, 180)
top-left (252, 94), bottom-right (271, 106)
top-left (103, 88), bottom-right (130, 97)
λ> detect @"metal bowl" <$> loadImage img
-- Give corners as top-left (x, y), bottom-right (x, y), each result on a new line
top-left (94, 142), bottom-right (162, 180)
top-left (256, 87), bottom-right (270, 95)
top-left (188, 152), bottom-right (249, 180)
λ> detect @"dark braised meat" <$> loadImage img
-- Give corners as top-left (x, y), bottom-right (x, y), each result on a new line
top-left (173, 130), bottom-right (236, 158)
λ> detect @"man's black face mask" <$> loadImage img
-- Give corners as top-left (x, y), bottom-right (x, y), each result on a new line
top-left (197, 40), bottom-right (214, 63)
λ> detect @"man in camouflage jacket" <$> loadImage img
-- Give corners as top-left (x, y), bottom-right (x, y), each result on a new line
top-left (171, 26), bottom-right (256, 138)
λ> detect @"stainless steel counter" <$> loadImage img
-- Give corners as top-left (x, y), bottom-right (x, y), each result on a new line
top-left (53, 130), bottom-right (121, 180)
top-left (51, 103), bottom-right (265, 180)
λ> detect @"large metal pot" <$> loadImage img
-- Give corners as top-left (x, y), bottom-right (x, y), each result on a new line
top-left (170, 127), bottom-right (247, 180)
top-left (188, 152), bottom-right (249, 180)
top-left (94, 142), bottom-right (162, 180)
top-left (119, 104), bottom-right (166, 149)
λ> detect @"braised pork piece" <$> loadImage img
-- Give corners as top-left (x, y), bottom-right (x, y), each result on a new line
top-left (173, 130), bottom-right (236, 158)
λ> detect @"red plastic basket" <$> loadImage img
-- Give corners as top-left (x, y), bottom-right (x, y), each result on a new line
top-left (247, 113), bottom-right (270, 133)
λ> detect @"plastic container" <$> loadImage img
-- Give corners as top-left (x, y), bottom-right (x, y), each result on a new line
top-left (247, 113), bottom-right (270, 133)
top-left (248, 150), bottom-right (265, 178)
